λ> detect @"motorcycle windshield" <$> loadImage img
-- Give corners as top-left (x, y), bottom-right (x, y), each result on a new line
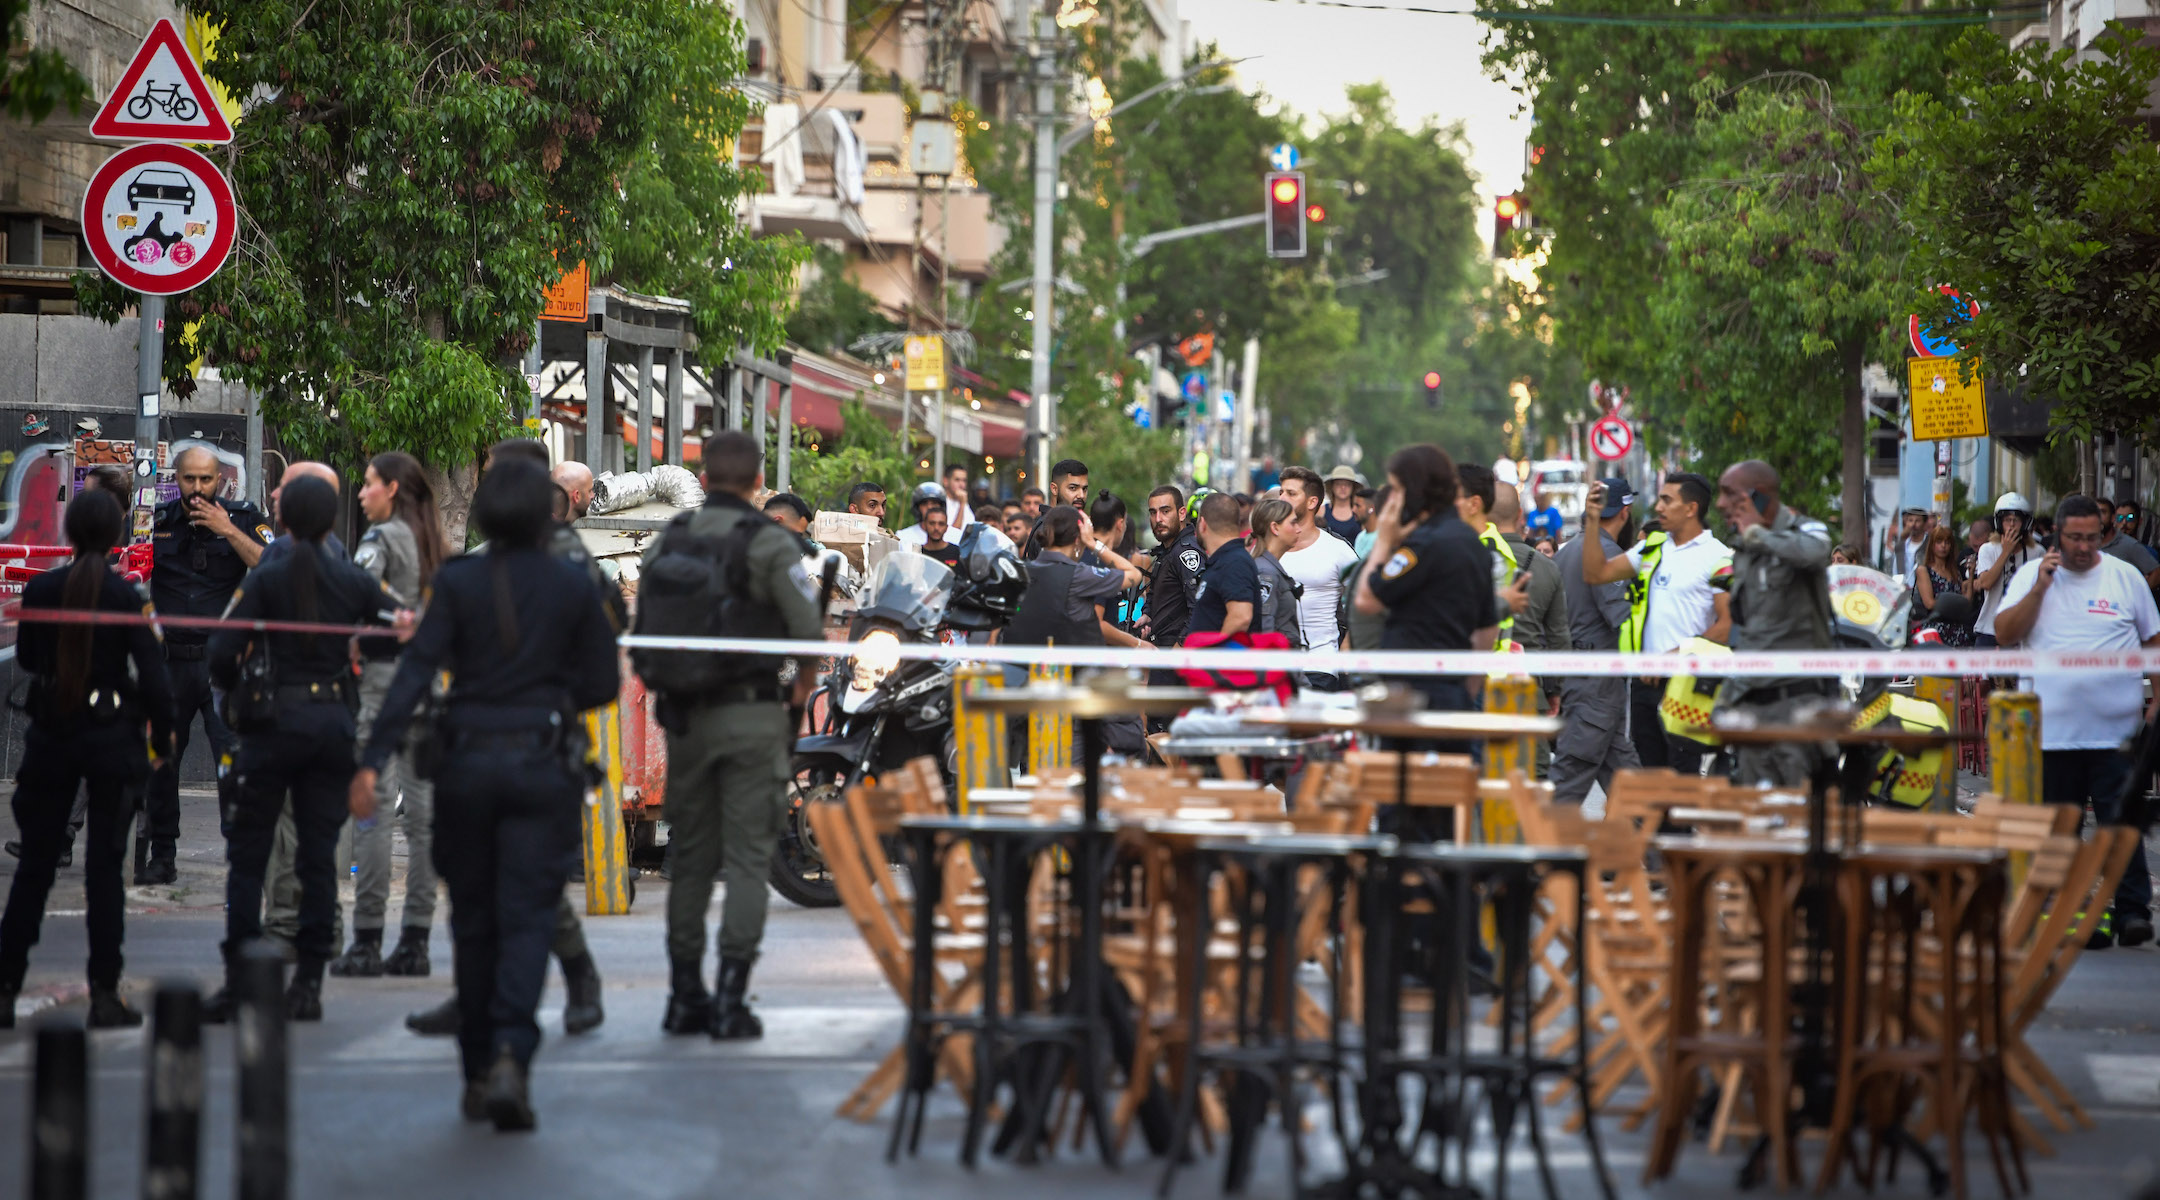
top-left (859, 554), bottom-right (954, 630)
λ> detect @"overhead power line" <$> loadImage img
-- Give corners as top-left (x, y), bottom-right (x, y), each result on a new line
top-left (1235, 0), bottom-right (2045, 29)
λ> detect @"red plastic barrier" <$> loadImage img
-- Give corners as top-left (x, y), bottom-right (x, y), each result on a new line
top-left (0, 545), bottom-right (73, 559)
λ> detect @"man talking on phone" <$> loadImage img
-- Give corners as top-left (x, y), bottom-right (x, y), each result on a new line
top-left (1711, 460), bottom-right (1835, 786)
top-left (147, 447), bottom-right (270, 884)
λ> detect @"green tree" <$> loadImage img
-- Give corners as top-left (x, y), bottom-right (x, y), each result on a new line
top-left (786, 244), bottom-right (898, 359)
top-left (1649, 76), bottom-right (1908, 535)
top-left (78, 0), bottom-right (798, 526)
top-left (1872, 26), bottom-right (2160, 448)
top-left (785, 398), bottom-right (921, 517)
top-left (3, 0), bottom-right (91, 120)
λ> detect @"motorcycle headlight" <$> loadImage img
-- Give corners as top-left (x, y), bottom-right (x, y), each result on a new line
top-left (854, 630), bottom-right (901, 689)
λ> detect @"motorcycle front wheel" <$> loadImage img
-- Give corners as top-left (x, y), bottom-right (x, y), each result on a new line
top-left (768, 758), bottom-right (845, 908)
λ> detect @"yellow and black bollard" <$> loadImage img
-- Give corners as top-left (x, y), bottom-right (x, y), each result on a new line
top-left (1027, 657), bottom-right (1074, 778)
top-left (1479, 675), bottom-right (1538, 845)
top-left (581, 704), bottom-right (633, 915)
top-left (1988, 690), bottom-right (2042, 887)
top-left (953, 664), bottom-right (1008, 813)
top-left (1914, 675), bottom-right (1960, 812)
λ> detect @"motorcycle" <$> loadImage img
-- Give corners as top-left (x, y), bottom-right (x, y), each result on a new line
top-left (768, 526), bottom-right (1025, 907)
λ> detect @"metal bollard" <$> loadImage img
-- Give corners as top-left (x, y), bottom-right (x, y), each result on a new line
top-left (31, 1018), bottom-right (89, 1200)
top-left (1479, 675), bottom-right (1538, 843)
top-left (952, 664), bottom-right (1007, 813)
top-left (143, 983), bottom-right (203, 1200)
top-left (1027, 655), bottom-right (1074, 778)
top-left (234, 943), bottom-right (288, 1200)
top-left (581, 702), bottom-right (632, 915)
top-left (1989, 690), bottom-right (2043, 889)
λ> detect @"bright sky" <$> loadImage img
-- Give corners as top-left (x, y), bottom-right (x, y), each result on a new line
top-left (1176, 0), bottom-right (1531, 201)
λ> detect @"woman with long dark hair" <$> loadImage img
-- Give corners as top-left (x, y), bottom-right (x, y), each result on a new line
top-left (350, 458), bottom-right (619, 1130)
top-left (0, 490), bottom-right (175, 1028)
top-left (206, 476), bottom-right (403, 1022)
top-left (1351, 443), bottom-right (1500, 727)
top-left (332, 451), bottom-right (453, 979)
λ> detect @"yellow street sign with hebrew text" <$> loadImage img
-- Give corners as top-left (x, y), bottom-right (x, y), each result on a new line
top-left (1907, 356), bottom-right (1988, 442)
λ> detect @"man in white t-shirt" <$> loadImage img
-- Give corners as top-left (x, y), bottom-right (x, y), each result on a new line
top-left (1995, 495), bottom-right (2160, 948)
top-left (939, 462), bottom-right (977, 535)
top-left (1278, 465), bottom-right (1360, 686)
top-left (1972, 493), bottom-right (2041, 646)
top-left (1578, 472), bottom-right (1732, 774)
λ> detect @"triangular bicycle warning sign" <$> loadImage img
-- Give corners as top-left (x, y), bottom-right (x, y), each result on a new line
top-left (89, 18), bottom-right (234, 144)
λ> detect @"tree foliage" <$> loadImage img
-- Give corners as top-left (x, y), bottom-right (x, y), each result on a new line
top-left (77, 0), bottom-right (799, 477)
top-left (785, 398), bottom-right (922, 518)
top-left (1872, 25), bottom-right (2160, 447)
top-left (1650, 75), bottom-right (1908, 533)
top-left (2, 0), bottom-right (92, 120)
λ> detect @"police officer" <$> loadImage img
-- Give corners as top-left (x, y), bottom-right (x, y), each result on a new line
top-left (0, 490), bottom-right (176, 1028)
top-left (147, 445), bottom-right (270, 884)
top-left (404, 439), bottom-right (610, 1038)
top-left (352, 458), bottom-right (620, 1130)
top-left (640, 430), bottom-right (824, 1039)
top-left (1552, 486), bottom-right (1643, 804)
top-left (330, 451), bottom-right (449, 978)
top-left (1141, 485), bottom-right (1202, 649)
top-left (1713, 460), bottom-right (1835, 786)
top-left (205, 476), bottom-right (402, 1022)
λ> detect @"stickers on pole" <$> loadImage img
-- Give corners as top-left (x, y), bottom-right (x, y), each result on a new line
top-left (81, 142), bottom-right (236, 295)
top-left (88, 18), bottom-right (235, 144)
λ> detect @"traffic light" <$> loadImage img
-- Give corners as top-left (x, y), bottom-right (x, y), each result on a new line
top-left (1493, 193), bottom-right (1524, 258)
top-left (1265, 170), bottom-right (1307, 259)
top-left (1422, 370), bottom-right (1442, 409)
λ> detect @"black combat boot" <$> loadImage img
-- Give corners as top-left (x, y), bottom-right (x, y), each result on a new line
top-left (483, 1048), bottom-right (536, 1132)
top-left (711, 956), bottom-right (763, 1041)
top-left (406, 994), bottom-right (461, 1036)
top-left (87, 986), bottom-right (144, 1029)
top-left (137, 841), bottom-right (177, 886)
top-left (329, 929), bottom-right (384, 977)
top-left (381, 927), bottom-right (431, 977)
top-left (286, 958), bottom-right (325, 1022)
top-left (201, 947), bottom-right (243, 1025)
top-left (661, 960), bottom-right (713, 1035)
top-left (559, 952), bottom-right (604, 1035)
top-left (0, 962), bottom-right (23, 1030)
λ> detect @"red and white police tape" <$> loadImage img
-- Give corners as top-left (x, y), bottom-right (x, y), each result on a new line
top-left (1, 604), bottom-right (2153, 678)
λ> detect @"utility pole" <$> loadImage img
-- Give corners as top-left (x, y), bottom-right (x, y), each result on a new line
top-left (1233, 336), bottom-right (1258, 495)
top-left (1027, 15), bottom-right (1061, 490)
top-left (134, 296), bottom-right (163, 540)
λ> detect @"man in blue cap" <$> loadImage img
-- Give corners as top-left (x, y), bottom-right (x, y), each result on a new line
top-left (1550, 477), bottom-right (1642, 804)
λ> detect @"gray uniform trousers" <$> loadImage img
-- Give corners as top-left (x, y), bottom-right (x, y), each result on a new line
top-left (348, 660), bottom-right (438, 932)
top-left (1550, 675), bottom-right (1640, 805)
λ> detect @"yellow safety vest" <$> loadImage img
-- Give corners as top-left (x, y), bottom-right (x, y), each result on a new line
top-left (1856, 693), bottom-right (1950, 810)
top-left (1480, 523), bottom-right (1520, 653)
top-left (1618, 529), bottom-right (1668, 654)
top-left (1660, 636), bottom-right (1728, 745)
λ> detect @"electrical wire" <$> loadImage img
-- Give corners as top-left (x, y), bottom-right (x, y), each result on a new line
top-left (1231, 0), bottom-right (2043, 28)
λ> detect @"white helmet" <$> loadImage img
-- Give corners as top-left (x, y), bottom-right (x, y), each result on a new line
top-left (1992, 491), bottom-right (2032, 516)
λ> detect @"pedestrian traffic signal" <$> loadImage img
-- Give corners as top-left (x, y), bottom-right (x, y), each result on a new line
top-left (1493, 193), bottom-right (1524, 258)
top-left (1265, 170), bottom-right (1307, 259)
top-left (1422, 370), bottom-right (1442, 408)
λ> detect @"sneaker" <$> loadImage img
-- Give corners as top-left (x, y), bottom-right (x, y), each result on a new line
top-left (2118, 913), bottom-right (2155, 949)
top-left (2088, 910), bottom-right (2116, 950)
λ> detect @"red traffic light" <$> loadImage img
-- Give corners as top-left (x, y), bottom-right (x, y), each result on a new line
top-left (1423, 371), bottom-right (1441, 389)
top-left (1306, 204), bottom-right (1325, 223)
top-left (1495, 195), bottom-right (1522, 219)
top-left (1272, 177), bottom-right (1301, 204)
top-left (1264, 171), bottom-right (1307, 259)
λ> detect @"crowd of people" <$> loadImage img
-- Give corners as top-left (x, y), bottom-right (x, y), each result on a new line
top-left (0, 430), bottom-right (2155, 1135)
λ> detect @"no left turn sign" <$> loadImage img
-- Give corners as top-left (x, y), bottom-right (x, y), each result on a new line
top-left (1590, 414), bottom-right (1634, 462)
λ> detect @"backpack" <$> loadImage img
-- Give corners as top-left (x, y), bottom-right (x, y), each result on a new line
top-left (629, 508), bottom-right (773, 698)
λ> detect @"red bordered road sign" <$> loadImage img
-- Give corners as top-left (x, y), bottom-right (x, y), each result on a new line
top-left (1589, 413), bottom-right (1634, 462)
top-left (81, 143), bottom-right (235, 295)
top-left (88, 17), bottom-right (235, 144)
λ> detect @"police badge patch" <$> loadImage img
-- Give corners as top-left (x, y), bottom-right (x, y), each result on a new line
top-left (1380, 549), bottom-right (1417, 580)
top-left (1179, 547), bottom-right (1203, 574)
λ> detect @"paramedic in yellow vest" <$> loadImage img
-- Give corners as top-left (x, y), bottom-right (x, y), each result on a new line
top-left (1454, 464), bottom-right (1534, 651)
top-left (1578, 472), bottom-right (1731, 776)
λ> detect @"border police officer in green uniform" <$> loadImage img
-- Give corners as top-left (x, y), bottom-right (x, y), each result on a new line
top-left (636, 430), bottom-right (823, 1039)
top-left (1713, 460), bottom-right (1835, 786)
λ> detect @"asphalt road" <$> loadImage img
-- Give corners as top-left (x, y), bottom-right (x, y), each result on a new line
top-left (5, 788), bottom-right (2160, 1198)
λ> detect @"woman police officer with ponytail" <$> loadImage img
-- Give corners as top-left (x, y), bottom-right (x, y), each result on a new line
top-left (205, 475), bottom-right (405, 1022)
top-left (350, 458), bottom-right (620, 1132)
top-left (0, 489), bottom-right (176, 1028)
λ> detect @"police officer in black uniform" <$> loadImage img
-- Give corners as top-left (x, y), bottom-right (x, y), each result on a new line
top-left (352, 458), bottom-right (620, 1131)
top-left (148, 445), bottom-right (270, 884)
top-left (204, 476), bottom-right (401, 1022)
top-left (0, 490), bottom-right (176, 1028)
top-left (1141, 485), bottom-right (1203, 649)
